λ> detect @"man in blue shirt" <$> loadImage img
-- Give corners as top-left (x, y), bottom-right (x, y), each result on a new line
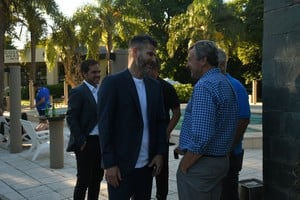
top-left (33, 83), bottom-right (51, 116)
top-left (218, 49), bottom-right (251, 200)
top-left (176, 40), bottom-right (239, 200)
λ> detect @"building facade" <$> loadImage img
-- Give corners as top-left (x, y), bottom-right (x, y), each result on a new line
top-left (3, 47), bottom-right (128, 88)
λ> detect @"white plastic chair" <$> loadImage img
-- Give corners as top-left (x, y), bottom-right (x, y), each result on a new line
top-left (20, 119), bottom-right (50, 161)
top-left (1, 116), bottom-right (31, 146)
top-left (0, 116), bottom-right (9, 145)
top-left (0, 123), bottom-right (10, 148)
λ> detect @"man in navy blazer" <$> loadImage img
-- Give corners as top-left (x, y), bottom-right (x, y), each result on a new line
top-left (98, 35), bottom-right (167, 200)
top-left (66, 59), bottom-right (104, 200)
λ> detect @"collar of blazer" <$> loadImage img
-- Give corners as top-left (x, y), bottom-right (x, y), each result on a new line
top-left (82, 82), bottom-right (97, 106)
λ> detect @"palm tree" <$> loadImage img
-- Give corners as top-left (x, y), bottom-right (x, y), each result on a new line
top-left (46, 15), bottom-right (82, 88)
top-left (0, 0), bottom-right (6, 110)
top-left (86, 0), bottom-right (151, 74)
top-left (0, 0), bottom-right (58, 110)
top-left (167, 0), bottom-right (244, 57)
top-left (0, 0), bottom-right (15, 110)
top-left (19, 0), bottom-right (59, 82)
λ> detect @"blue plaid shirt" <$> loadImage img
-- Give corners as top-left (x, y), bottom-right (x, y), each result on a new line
top-left (179, 68), bottom-right (239, 156)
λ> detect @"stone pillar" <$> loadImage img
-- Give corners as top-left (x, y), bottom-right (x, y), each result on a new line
top-left (46, 62), bottom-right (58, 85)
top-left (9, 65), bottom-right (22, 153)
top-left (63, 80), bottom-right (68, 105)
top-left (263, 1), bottom-right (300, 199)
top-left (29, 80), bottom-right (34, 108)
top-left (5, 96), bottom-right (10, 112)
top-left (111, 49), bottom-right (128, 74)
top-left (252, 80), bottom-right (257, 104)
top-left (48, 115), bottom-right (65, 169)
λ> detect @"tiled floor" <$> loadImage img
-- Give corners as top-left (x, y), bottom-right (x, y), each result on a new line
top-left (0, 143), bottom-right (262, 200)
top-left (0, 104), bottom-right (262, 199)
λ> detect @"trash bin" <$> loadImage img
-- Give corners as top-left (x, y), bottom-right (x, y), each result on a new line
top-left (239, 178), bottom-right (263, 200)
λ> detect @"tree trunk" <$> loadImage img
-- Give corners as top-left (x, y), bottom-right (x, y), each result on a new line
top-left (30, 35), bottom-right (37, 83)
top-left (0, 1), bottom-right (5, 110)
top-left (106, 31), bottom-right (113, 75)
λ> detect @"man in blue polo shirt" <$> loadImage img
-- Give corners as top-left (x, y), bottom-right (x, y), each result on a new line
top-left (218, 49), bottom-right (251, 200)
top-left (33, 83), bottom-right (51, 116)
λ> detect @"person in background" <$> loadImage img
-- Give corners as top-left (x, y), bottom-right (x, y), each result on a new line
top-left (0, 108), bottom-right (8, 142)
top-left (66, 59), bottom-right (104, 200)
top-left (218, 48), bottom-right (251, 200)
top-left (175, 40), bottom-right (239, 200)
top-left (147, 58), bottom-right (181, 200)
top-left (34, 116), bottom-right (49, 131)
top-left (98, 34), bottom-right (167, 200)
top-left (32, 82), bottom-right (51, 116)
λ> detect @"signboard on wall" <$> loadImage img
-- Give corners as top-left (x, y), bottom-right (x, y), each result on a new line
top-left (4, 49), bottom-right (20, 63)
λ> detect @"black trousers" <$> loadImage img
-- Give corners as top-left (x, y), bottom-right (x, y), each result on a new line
top-left (108, 165), bottom-right (153, 200)
top-left (220, 150), bottom-right (244, 200)
top-left (74, 135), bottom-right (104, 200)
top-left (155, 148), bottom-right (169, 200)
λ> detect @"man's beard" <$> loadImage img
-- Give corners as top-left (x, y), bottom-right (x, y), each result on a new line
top-left (137, 55), bottom-right (156, 77)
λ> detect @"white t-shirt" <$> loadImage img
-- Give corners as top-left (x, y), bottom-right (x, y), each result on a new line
top-left (133, 77), bottom-right (150, 168)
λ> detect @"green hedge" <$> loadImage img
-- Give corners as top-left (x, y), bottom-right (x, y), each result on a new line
top-left (21, 83), bottom-right (64, 100)
top-left (174, 84), bottom-right (193, 103)
top-left (47, 83), bottom-right (64, 99)
top-left (21, 86), bottom-right (29, 100)
top-left (20, 82), bottom-right (193, 103)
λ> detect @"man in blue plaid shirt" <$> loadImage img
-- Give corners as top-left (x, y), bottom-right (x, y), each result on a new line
top-left (175, 40), bottom-right (239, 200)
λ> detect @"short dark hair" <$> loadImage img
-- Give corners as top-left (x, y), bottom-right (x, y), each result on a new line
top-left (129, 35), bottom-right (157, 49)
top-left (190, 40), bottom-right (218, 67)
top-left (80, 59), bottom-right (99, 74)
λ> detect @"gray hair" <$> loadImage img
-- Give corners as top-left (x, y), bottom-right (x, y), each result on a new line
top-left (189, 40), bottom-right (218, 67)
top-left (217, 48), bottom-right (227, 63)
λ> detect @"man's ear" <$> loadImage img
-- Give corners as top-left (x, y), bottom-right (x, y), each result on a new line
top-left (132, 47), bottom-right (139, 57)
top-left (199, 56), bottom-right (207, 66)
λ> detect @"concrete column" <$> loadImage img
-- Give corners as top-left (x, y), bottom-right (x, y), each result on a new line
top-left (9, 65), bottom-right (22, 153)
top-left (48, 115), bottom-right (65, 169)
top-left (110, 49), bottom-right (128, 75)
top-left (63, 80), bottom-right (68, 105)
top-left (252, 80), bottom-right (257, 104)
top-left (29, 80), bottom-right (34, 108)
top-left (46, 62), bottom-right (58, 85)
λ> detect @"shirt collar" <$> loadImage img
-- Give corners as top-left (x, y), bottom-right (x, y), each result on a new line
top-left (83, 80), bottom-right (99, 93)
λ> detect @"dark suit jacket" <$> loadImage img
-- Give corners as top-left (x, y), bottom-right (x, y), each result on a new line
top-left (98, 69), bottom-right (167, 174)
top-left (66, 82), bottom-right (98, 152)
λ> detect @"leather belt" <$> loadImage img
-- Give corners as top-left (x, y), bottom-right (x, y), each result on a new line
top-left (203, 155), bottom-right (227, 157)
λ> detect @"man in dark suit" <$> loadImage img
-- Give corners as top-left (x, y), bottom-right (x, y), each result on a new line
top-left (66, 59), bottom-right (104, 200)
top-left (98, 35), bottom-right (167, 200)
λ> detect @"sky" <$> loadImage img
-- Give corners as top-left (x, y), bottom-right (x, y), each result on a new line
top-left (55, 0), bottom-right (96, 17)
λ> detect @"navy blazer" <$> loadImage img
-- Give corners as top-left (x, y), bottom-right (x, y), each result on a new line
top-left (66, 82), bottom-right (98, 152)
top-left (98, 69), bottom-right (167, 174)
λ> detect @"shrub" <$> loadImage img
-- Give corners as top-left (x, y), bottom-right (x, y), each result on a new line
top-left (47, 83), bottom-right (64, 99)
top-left (174, 83), bottom-right (193, 103)
top-left (21, 83), bottom-right (64, 100)
top-left (21, 86), bottom-right (29, 100)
